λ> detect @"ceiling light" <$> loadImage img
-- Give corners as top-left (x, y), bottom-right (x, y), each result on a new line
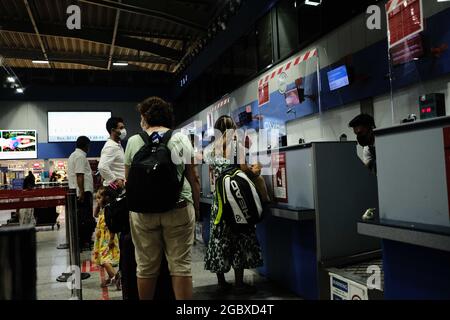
top-left (32, 60), bottom-right (49, 64)
top-left (305, 0), bottom-right (322, 6)
top-left (113, 62), bottom-right (128, 66)
top-left (16, 88), bottom-right (24, 94)
top-left (219, 22), bottom-right (226, 31)
top-left (7, 77), bottom-right (15, 83)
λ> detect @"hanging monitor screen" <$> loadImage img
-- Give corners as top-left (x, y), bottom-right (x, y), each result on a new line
top-left (0, 130), bottom-right (37, 160)
top-left (327, 65), bottom-right (350, 91)
top-left (48, 111), bottom-right (111, 142)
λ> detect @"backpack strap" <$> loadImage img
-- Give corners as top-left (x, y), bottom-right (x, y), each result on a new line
top-left (158, 130), bottom-right (186, 197)
top-left (160, 129), bottom-right (174, 146)
top-left (139, 132), bottom-right (151, 146)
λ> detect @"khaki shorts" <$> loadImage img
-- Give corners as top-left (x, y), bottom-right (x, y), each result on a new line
top-left (130, 203), bottom-right (195, 278)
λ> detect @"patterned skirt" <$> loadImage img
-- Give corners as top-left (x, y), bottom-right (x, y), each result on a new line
top-left (204, 197), bottom-right (263, 273)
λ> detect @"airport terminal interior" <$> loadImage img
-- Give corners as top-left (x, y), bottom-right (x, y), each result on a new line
top-left (1, 0), bottom-right (450, 301)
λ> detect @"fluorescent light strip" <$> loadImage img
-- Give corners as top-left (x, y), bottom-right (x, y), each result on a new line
top-left (7, 77), bottom-right (15, 83)
top-left (305, 0), bottom-right (322, 6)
top-left (113, 62), bottom-right (128, 66)
top-left (32, 60), bottom-right (49, 64)
top-left (16, 88), bottom-right (24, 93)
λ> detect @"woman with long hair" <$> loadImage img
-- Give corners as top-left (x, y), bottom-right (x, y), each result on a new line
top-left (204, 115), bottom-right (263, 294)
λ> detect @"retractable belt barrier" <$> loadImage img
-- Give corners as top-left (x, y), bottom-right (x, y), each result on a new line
top-left (0, 187), bottom-right (67, 210)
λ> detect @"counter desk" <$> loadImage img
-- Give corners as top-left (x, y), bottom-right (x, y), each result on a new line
top-left (358, 116), bottom-right (450, 299)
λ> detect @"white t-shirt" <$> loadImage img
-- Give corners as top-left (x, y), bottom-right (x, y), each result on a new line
top-left (68, 148), bottom-right (94, 196)
top-left (98, 138), bottom-right (125, 186)
top-left (362, 146), bottom-right (375, 166)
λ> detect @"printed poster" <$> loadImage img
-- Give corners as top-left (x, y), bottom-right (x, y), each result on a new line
top-left (272, 152), bottom-right (288, 203)
top-left (258, 82), bottom-right (270, 106)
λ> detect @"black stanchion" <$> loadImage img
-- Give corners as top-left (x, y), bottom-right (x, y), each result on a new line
top-left (56, 189), bottom-right (90, 300)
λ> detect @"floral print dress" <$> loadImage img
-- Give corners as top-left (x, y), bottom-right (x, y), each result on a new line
top-left (91, 208), bottom-right (120, 267)
top-left (204, 149), bottom-right (263, 273)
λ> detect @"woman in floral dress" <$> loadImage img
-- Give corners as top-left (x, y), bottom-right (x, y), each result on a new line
top-left (204, 115), bottom-right (263, 294)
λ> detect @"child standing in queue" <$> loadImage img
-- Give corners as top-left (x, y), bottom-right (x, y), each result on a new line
top-left (92, 186), bottom-right (121, 289)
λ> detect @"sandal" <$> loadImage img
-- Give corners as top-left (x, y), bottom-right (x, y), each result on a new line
top-left (100, 278), bottom-right (112, 288)
top-left (112, 273), bottom-right (122, 291)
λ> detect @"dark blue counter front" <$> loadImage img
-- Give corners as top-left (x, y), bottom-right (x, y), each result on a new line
top-left (256, 215), bottom-right (318, 300)
top-left (383, 239), bottom-right (450, 300)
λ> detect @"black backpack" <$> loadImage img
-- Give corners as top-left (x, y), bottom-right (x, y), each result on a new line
top-left (104, 192), bottom-right (129, 234)
top-left (126, 130), bottom-right (184, 213)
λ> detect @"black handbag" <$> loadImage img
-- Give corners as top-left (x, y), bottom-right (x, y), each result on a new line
top-left (104, 192), bottom-right (130, 234)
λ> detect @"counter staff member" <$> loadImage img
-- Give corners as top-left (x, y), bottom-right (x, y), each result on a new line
top-left (349, 114), bottom-right (377, 174)
top-left (98, 117), bottom-right (126, 187)
top-left (68, 136), bottom-right (96, 249)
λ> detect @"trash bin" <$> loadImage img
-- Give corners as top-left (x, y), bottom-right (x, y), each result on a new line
top-left (0, 225), bottom-right (36, 300)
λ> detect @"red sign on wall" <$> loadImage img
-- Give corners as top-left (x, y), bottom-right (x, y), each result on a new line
top-left (386, 0), bottom-right (424, 49)
top-left (258, 82), bottom-right (270, 107)
top-left (272, 152), bottom-right (288, 203)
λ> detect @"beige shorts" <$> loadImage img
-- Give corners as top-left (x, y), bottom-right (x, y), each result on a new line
top-left (130, 203), bottom-right (195, 278)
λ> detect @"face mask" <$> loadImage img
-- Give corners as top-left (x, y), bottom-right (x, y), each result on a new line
top-left (119, 128), bottom-right (127, 140)
top-left (357, 134), bottom-right (372, 147)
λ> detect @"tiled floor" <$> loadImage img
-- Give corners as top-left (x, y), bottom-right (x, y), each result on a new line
top-left (34, 225), bottom-right (301, 300)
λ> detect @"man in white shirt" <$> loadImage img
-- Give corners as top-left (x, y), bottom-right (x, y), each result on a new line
top-left (68, 136), bottom-right (95, 248)
top-left (98, 117), bottom-right (126, 187)
top-left (98, 117), bottom-right (131, 298)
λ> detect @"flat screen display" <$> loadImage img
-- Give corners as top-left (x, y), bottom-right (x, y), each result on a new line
top-left (0, 130), bottom-right (37, 160)
top-left (327, 65), bottom-right (350, 91)
top-left (48, 111), bottom-right (112, 142)
top-left (285, 88), bottom-right (300, 107)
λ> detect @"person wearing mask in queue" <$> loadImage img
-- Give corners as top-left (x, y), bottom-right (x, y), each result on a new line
top-left (125, 96), bottom-right (200, 300)
top-left (348, 114), bottom-right (377, 174)
top-left (68, 136), bottom-right (96, 249)
top-left (98, 117), bottom-right (127, 188)
top-left (97, 117), bottom-right (127, 296)
top-left (204, 115), bottom-right (263, 294)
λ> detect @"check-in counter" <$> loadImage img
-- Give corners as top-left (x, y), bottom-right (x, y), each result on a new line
top-left (358, 116), bottom-right (450, 299)
top-left (254, 142), bottom-right (380, 299)
top-left (198, 141), bottom-right (379, 299)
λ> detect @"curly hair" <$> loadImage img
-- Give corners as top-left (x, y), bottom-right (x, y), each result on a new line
top-left (137, 96), bottom-right (174, 129)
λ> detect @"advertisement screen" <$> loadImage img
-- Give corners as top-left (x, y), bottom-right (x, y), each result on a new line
top-left (327, 66), bottom-right (350, 91)
top-left (48, 111), bottom-right (112, 142)
top-left (0, 130), bottom-right (37, 160)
